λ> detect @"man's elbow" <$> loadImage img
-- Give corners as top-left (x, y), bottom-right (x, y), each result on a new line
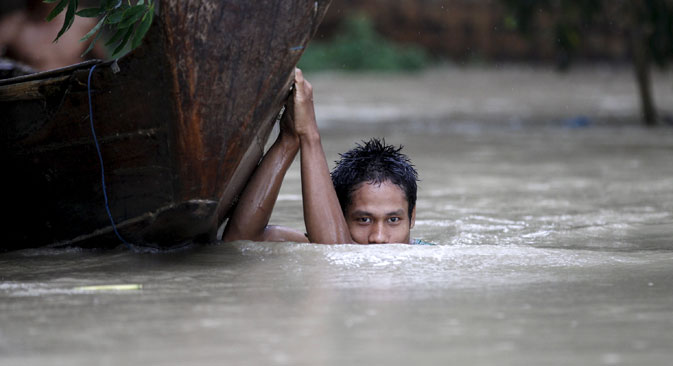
top-left (221, 224), bottom-right (264, 242)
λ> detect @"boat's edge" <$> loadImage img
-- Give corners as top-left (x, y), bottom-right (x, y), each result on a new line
top-left (0, 59), bottom-right (104, 87)
top-left (2, 0), bottom-right (334, 251)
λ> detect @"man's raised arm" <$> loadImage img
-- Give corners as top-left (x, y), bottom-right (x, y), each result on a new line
top-left (222, 100), bottom-right (308, 243)
top-left (293, 69), bottom-right (353, 244)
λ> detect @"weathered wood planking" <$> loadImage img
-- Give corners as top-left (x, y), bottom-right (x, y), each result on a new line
top-left (0, 0), bottom-right (331, 250)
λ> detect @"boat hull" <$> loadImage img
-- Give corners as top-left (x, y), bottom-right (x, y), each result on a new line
top-left (0, 0), bottom-right (331, 250)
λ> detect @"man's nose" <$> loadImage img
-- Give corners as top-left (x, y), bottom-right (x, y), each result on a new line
top-left (368, 223), bottom-right (388, 244)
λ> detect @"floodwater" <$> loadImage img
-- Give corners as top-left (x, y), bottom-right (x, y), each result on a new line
top-left (1, 66), bottom-right (673, 365)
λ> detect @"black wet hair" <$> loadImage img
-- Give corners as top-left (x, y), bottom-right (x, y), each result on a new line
top-left (331, 138), bottom-right (418, 219)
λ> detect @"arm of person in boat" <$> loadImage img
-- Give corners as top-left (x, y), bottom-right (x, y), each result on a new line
top-left (293, 68), bottom-right (353, 244)
top-left (221, 106), bottom-right (309, 243)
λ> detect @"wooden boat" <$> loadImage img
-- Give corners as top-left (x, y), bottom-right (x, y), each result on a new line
top-left (0, 0), bottom-right (331, 251)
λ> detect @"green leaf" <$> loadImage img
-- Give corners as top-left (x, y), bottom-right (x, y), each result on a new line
top-left (45, 0), bottom-right (68, 21)
top-left (53, 0), bottom-right (77, 42)
top-left (80, 24), bottom-right (104, 57)
top-left (106, 6), bottom-right (128, 24)
top-left (80, 15), bottom-right (106, 42)
top-left (76, 7), bottom-right (103, 18)
top-left (43, 0), bottom-right (60, 3)
top-left (105, 27), bottom-right (126, 46)
top-left (111, 26), bottom-right (135, 58)
top-left (131, 9), bottom-right (153, 49)
top-left (118, 5), bottom-right (146, 29)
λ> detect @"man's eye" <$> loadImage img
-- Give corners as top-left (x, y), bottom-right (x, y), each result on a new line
top-left (388, 217), bottom-right (400, 223)
top-left (356, 217), bottom-right (371, 223)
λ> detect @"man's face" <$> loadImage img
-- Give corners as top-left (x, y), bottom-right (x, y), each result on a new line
top-left (345, 180), bottom-right (415, 244)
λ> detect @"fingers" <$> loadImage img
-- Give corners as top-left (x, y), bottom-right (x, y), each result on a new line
top-left (295, 67), bottom-right (304, 84)
top-left (294, 68), bottom-right (313, 101)
top-left (290, 68), bottom-right (318, 138)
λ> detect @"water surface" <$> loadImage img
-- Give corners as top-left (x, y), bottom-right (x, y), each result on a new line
top-left (2, 68), bottom-right (673, 365)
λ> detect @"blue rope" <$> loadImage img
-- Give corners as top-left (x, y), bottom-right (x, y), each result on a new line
top-left (87, 64), bottom-right (134, 251)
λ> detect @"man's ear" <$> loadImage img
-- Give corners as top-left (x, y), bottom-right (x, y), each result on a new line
top-left (410, 207), bottom-right (416, 229)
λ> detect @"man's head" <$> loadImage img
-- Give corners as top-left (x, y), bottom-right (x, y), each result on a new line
top-left (331, 138), bottom-right (418, 244)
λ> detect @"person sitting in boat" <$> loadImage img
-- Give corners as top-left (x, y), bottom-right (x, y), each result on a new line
top-left (222, 68), bottom-right (423, 245)
top-left (0, 0), bottom-right (107, 72)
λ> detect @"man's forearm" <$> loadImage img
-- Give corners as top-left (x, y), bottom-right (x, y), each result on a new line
top-left (222, 132), bottom-right (299, 241)
top-left (299, 132), bottom-right (352, 244)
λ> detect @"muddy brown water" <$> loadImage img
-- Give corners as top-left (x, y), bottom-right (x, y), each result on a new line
top-left (1, 66), bottom-right (672, 365)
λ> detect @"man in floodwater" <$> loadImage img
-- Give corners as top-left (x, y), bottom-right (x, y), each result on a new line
top-left (222, 69), bottom-right (421, 245)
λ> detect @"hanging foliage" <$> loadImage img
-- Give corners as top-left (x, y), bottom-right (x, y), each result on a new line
top-left (43, 0), bottom-right (154, 58)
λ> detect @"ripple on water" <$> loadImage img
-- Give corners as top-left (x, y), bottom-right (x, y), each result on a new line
top-left (228, 241), bottom-right (673, 291)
